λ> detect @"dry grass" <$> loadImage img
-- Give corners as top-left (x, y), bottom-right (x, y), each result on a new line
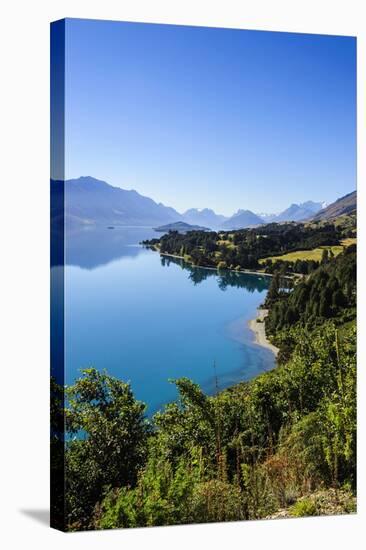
top-left (340, 237), bottom-right (357, 246)
top-left (217, 239), bottom-right (236, 249)
top-left (258, 242), bottom-right (356, 264)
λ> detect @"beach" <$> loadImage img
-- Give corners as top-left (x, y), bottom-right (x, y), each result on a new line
top-left (248, 308), bottom-right (279, 356)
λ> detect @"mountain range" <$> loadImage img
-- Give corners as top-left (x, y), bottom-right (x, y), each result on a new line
top-left (312, 191), bottom-right (356, 221)
top-left (257, 201), bottom-right (325, 223)
top-left (58, 176), bottom-right (355, 230)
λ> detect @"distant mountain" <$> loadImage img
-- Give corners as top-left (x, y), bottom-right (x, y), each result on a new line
top-left (254, 201), bottom-right (323, 224)
top-left (300, 200), bottom-right (326, 214)
top-left (257, 212), bottom-right (278, 223)
top-left (63, 176), bottom-right (181, 227)
top-left (182, 208), bottom-right (227, 229)
top-left (273, 201), bottom-right (323, 222)
top-left (222, 210), bottom-right (264, 229)
top-left (154, 221), bottom-right (210, 233)
top-left (58, 175), bottom-right (339, 230)
top-left (312, 191), bottom-right (356, 221)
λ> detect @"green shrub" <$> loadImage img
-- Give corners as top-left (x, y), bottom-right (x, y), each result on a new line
top-left (290, 498), bottom-right (318, 517)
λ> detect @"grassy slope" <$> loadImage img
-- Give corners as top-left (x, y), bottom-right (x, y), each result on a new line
top-left (258, 238), bottom-right (356, 264)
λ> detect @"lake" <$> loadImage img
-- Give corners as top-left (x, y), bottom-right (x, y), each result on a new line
top-left (63, 227), bottom-right (275, 413)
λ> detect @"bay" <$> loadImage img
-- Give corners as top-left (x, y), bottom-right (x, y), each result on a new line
top-left (64, 227), bottom-right (275, 414)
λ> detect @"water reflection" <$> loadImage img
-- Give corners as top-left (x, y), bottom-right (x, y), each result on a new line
top-left (62, 227), bottom-right (158, 269)
top-left (59, 227), bottom-right (271, 299)
top-left (160, 255), bottom-right (270, 293)
top-left (57, 226), bottom-right (271, 294)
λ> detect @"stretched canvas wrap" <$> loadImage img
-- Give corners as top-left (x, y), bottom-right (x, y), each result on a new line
top-left (50, 18), bottom-right (357, 532)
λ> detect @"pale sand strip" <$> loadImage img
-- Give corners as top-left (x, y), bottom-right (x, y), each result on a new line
top-left (248, 308), bottom-right (279, 357)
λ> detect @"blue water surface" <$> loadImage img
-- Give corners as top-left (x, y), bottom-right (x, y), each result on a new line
top-left (64, 227), bottom-right (275, 413)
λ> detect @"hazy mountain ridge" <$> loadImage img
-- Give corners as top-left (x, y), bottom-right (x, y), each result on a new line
top-left (63, 176), bottom-right (181, 227)
top-left (58, 176), bottom-right (350, 230)
top-left (222, 209), bottom-right (264, 229)
top-left (220, 200), bottom-right (324, 229)
top-left (182, 208), bottom-right (227, 229)
top-left (268, 201), bottom-right (324, 223)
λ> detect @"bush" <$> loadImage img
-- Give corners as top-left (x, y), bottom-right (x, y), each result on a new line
top-left (188, 480), bottom-right (244, 523)
top-left (290, 498), bottom-right (318, 517)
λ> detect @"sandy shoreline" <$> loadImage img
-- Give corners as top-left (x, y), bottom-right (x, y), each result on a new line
top-left (248, 308), bottom-right (279, 357)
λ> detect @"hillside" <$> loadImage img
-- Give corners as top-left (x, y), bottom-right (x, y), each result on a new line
top-left (63, 176), bottom-right (181, 227)
top-left (313, 191), bottom-right (356, 220)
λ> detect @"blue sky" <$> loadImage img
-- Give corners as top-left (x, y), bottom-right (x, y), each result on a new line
top-left (64, 19), bottom-right (356, 215)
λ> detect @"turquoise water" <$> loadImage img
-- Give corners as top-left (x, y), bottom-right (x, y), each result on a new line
top-left (64, 227), bottom-right (275, 413)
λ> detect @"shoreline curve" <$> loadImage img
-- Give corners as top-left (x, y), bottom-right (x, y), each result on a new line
top-left (248, 308), bottom-right (279, 357)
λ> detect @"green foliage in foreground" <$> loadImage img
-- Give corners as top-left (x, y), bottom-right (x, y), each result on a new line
top-left (288, 488), bottom-right (356, 518)
top-left (61, 319), bottom-right (356, 531)
top-left (64, 370), bottom-right (150, 529)
top-left (290, 498), bottom-right (319, 517)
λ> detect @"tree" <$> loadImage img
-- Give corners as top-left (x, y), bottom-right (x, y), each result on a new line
top-left (321, 248), bottom-right (329, 264)
top-left (265, 272), bottom-right (281, 305)
top-left (65, 369), bottom-right (150, 529)
top-left (332, 288), bottom-right (346, 308)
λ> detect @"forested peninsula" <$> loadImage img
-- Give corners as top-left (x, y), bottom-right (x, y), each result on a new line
top-left (52, 215), bottom-right (356, 531)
